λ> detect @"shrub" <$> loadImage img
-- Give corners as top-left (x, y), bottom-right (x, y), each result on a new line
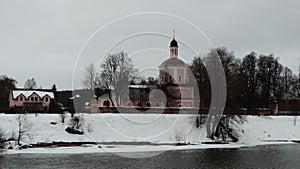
top-left (69, 114), bottom-right (85, 130)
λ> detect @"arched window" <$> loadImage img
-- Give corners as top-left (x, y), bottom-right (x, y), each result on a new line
top-left (146, 102), bottom-right (151, 107)
top-left (103, 100), bottom-right (110, 108)
top-left (137, 102), bottom-right (141, 107)
top-left (155, 103), bottom-right (160, 107)
top-left (165, 74), bottom-right (168, 82)
top-left (127, 102), bottom-right (132, 106)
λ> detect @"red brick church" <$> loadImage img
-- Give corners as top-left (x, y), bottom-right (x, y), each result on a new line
top-left (157, 33), bottom-right (196, 107)
top-left (92, 33), bottom-right (198, 111)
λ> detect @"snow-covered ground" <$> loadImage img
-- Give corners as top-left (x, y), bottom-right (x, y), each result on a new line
top-left (0, 113), bottom-right (299, 154)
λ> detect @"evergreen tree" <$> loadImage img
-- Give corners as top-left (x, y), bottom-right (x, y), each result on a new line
top-left (52, 84), bottom-right (57, 92)
top-left (0, 75), bottom-right (17, 112)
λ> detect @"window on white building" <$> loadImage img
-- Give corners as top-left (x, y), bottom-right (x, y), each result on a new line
top-left (179, 76), bottom-right (181, 82)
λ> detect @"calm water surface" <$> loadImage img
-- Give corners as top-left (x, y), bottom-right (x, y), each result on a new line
top-left (1, 144), bottom-right (300, 169)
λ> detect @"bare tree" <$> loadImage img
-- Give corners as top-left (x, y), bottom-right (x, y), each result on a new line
top-left (214, 114), bottom-right (247, 142)
top-left (191, 48), bottom-right (246, 142)
top-left (240, 52), bottom-right (259, 108)
top-left (297, 66), bottom-right (300, 97)
top-left (0, 128), bottom-right (5, 142)
top-left (59, 112), bottom-right (67, 124)
top-left (24, 78), bottom-right (37, 89)
top-left (100, 51), bottom-right (138, 106)
top-left (0, 128), bottom-right (4, 149)
top-left (82, 63), bottom-right (100, 89)
top-left (16, 114), bottom-right (31, 146)
top-left (282, 67), bottom-right (294, 93)
top-left (189, 56), bottom-right (211, 108)
top-left (70, 114), bottom-right (84, 130)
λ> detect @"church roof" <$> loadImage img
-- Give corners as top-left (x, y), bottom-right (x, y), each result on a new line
top-left (170, 39), bottom-right (178, 47)
top-left (159, 58), bottom-right (187, 67)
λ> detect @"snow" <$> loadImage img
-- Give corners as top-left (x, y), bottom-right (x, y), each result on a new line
top-left (129, 85), bottom-right (148, 88)
top-left (12, 90), bottom-right (54, 99)
top-left (70, 94), bottom-right (80, 99)
top-left (0, 114), bottom-right (300, 154)
top-left (3, 142), bottom-right (296, 156)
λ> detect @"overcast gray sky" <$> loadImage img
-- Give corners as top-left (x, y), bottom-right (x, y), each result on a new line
top-left (0, 0), bottom-right (299, 90)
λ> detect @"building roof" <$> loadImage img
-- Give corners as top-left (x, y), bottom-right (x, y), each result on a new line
top-left (12, 90), bottom-right (54, 99)
top-left (159, 58), bottom-right (187, 67)
top-left (170, 38), bottom-right (178, 47)
top-left (281, 93), bottom-right (300, 100)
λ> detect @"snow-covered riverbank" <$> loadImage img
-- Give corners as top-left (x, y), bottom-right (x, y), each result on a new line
top-left (3, 141), bottom-right (297, 155)
top-left (1, 113), bottom-right (300, 154)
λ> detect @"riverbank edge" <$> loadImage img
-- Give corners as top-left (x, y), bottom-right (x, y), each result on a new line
top-left (1, 140), bottom-right (298, 155)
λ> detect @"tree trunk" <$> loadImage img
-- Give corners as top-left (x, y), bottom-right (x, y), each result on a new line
top-left (17, 123), bottom-right (21, 146)
top-left (108, 91), bottom-right (115, 107)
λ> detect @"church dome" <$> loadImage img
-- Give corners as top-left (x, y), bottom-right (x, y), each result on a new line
top-left (170, 39), bottom-right (178, 47)
top-left (159, 58), bottom-right (186, 67)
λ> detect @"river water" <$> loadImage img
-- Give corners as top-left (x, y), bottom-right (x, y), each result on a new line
top-left (1, 144), bottom-right (300, 169)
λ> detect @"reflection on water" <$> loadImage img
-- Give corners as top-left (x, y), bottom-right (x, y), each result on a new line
top-left (1, 144), bottom-right (300, 169)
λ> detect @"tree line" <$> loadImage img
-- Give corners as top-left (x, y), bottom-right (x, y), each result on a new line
top-left (83, 47), bottom-right (300, 109)
top-left (189, 47), bottom-right (299, 142)
top-left (83, 48), bottom-right (299, 109)
top-left (190, 47), bottom-right (300, 109)
top-left (1, 47), bottom-right (299, 113)
top-left (82, 51), bottom-right (138, 107)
